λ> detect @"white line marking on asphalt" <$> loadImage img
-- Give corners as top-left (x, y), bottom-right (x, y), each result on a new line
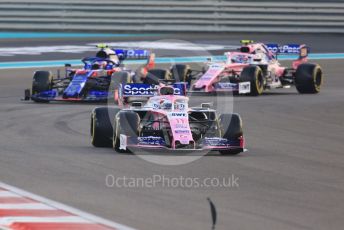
top-left (0, 216), bottom-right (92, 225)
top-left (0, 203), bottom-right (57, 210)
top-left (0, 191), bottom-right (21, 198)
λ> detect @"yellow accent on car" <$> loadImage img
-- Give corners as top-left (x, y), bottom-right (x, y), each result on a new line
top-left (240, 40), bottom-right (255, 45)
top-left (97, 44), bottom-right (109, 49)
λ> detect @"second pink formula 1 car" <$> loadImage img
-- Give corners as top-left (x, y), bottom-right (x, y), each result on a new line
top-left (191, 40), bottom-right (323, 96)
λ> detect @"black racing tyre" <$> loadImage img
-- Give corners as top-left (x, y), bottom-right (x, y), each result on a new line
top-left (202, 65), bottom-right (209, 74)
top-left (240, 66), bottom-right (264, 96)
top-left (171, 64), bottom-right (192, 83)
top-left (219, 113), bottom-right (243, 139)
top-left (32, 71), bottom-right (53, 102)
top-left (91, 107), bottom-right (120, 147)
top-left (113, 111), bottom-right (140, 152)
top-left (111, 71), bottom-right (131, 88)
top-left (144, 69), bottom-right (170, 85)
top-left (111, 71), bottom-right (131, 104)
top-left (219, 113), bottom-right (243, 155)
top-left (32, 71), bottom-right (53, 94)
top-left (132, 68), bottom-right (144, 83)
top-left (220, 148), bottom-right (242, 156)
top-left (295, 63), bottom-right (323, 94)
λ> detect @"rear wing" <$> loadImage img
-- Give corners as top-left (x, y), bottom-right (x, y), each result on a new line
top-left (96, 44), bottom-right (155, 69)
top-left (119, 83), bottom-right (187, 98)
top-left (113, 49), bottom-right (151, 61)
top-left (114, 49), bottom-right (155, 70)
top-left (266, 44), bottom-right (309, 59)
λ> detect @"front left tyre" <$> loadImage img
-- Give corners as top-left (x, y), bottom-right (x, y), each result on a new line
top-left (31, 71), bottom-right (53, 102)
top-left (112, 111), bottom-right (140, 153)
top-left (110, 71), bottom-right (132, 104)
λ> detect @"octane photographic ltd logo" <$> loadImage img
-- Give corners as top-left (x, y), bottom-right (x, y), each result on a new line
top-left (106, 39), bottom-right (234, 166)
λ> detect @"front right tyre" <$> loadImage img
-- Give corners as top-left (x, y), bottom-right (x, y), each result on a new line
top-left (295, 63), bottom-right (323, 94)
top-left (240, 66), bottom-right (264, 96)
top-left (218, 113), bottom-right (243, 155)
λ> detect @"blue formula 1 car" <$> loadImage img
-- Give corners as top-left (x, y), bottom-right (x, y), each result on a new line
top-left (24, 45), bottom-right (155, 103)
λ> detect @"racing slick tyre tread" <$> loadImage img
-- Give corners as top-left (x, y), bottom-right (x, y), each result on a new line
top-left (91, 107), bottom-right (120, 148)
top-left (145, 69), bottom-right (170, 85)
top-left (31, 71), bottom-right (53, 102)
top-left (295, 63), bottom-right (323, 94)
top-left (219, 113), bottom-right (243, 155)
top-left (113, 111), bottom-right (140, 153)
top-left (111, 71), bottom-right (131, 104)
top-left (171, 64), bottom-right (192, 84)
top-left (240, 66), bottom-right (264, 96)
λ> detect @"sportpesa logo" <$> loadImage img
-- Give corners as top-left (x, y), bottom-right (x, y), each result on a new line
top-left (123, 84), bottom-right (182, 95)
top-left (266, 44), bottom-right (301, 54)
top-left (123, 84), bottom-right (156, 95)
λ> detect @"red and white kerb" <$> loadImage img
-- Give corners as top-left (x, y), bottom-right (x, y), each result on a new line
top-left (0, 183), bottom-right (135, 230)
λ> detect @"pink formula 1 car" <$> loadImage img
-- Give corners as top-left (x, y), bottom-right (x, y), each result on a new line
top-left (190, 40), bottom-right (323, 96)
top-left (90, 83), bottom-right (244, 155)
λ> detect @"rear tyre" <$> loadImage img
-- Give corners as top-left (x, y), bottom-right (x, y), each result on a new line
top-left (111, 71), bottom-right (131, 104)
top-left (144, 69), bottom-right (170, 85)
top-left (91, 107), bottom-right (120, 147)
top-left (171, 64), bottom-right (192, 84)
top-left (32, 71), bottom-right (53, 102)
top-left (240, 66), bottom-right (264, 96)
top-left (218, 113), bottom-right (243, 155)
top-left (113, 111), bottom-right (140, 153)
top-left (295, 63), bottom-right (323, 94)
top-left (202, 65), bottom-right (209, 74)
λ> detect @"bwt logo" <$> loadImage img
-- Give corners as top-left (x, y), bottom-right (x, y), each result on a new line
top-left (170, 113), bottom-right (187, 117)
top-left (175, 124), bottom-right (188, 129)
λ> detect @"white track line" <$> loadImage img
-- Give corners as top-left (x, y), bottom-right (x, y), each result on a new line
top-left (0, 191), bottom-right (21, 198)
top-left (0, 203), bottom-right (56, 210)
top-left (0, 216), bottom-right (91, 225)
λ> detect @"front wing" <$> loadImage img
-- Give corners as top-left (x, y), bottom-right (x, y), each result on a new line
top-left (190, 82), bottom-right (251, 94)
top-left (28, 89), bottom-right (110, 102)
top-left (118, 135), bottom-right (244, 152)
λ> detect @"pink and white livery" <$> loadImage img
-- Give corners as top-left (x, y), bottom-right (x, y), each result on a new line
top-left (191, 40), bottom-right (323, 95)
top-left (90, 83), bottom-right (244, 155)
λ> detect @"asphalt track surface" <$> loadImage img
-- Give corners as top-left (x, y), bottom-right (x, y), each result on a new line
top-left (0, 33), bottom-right (344, 230)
